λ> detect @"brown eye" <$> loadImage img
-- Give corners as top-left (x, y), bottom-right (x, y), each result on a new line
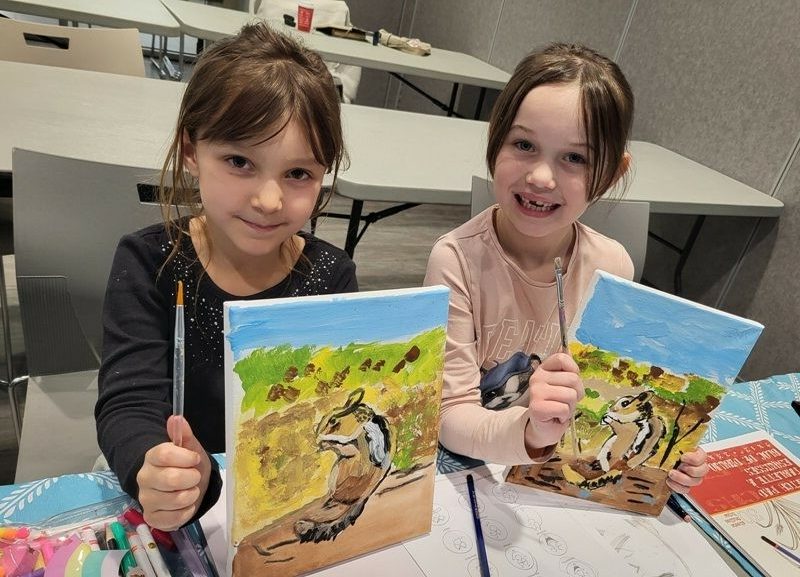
top-left (226, 155), bottom-right (250, 169)
top-left (287, 168), bottom-right (311, 180)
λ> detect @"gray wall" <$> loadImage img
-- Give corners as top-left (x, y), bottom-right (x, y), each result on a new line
top-left (360, 0), bottom-right (798, 379)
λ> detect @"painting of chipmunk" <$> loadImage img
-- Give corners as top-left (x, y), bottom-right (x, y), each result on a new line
top-left (293, 388), bottom-right (394, 543)
top-left (563, 390), bottom-right (666, 489)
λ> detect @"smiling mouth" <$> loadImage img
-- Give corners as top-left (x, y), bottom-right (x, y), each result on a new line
top-left (515, 194), bottom-right (560, 212)
top-left (240, 217), bottom-right (281, 231)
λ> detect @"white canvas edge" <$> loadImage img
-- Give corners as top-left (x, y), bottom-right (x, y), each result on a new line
top-left (223, 284), bottom-right (449, 312)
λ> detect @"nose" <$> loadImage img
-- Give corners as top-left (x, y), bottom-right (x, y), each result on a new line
top-left (525, 161), bottom-right (556, 190)
top-left (252, 179), bottom-right (282, 213)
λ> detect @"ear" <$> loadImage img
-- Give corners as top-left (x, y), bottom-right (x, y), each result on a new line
top-left (182, 129), bottom-right (199, 178)
top-left (610, 151), bottom-right (632, 188)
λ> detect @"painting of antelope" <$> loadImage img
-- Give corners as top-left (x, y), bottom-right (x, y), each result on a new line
top-left (223, 286), bottom-right (449, 576)
top-left (507, 271), bottom-right (763, 515)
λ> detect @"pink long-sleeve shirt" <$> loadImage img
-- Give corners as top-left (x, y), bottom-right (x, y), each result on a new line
top-left (424, 206), bottom-right (634, 465)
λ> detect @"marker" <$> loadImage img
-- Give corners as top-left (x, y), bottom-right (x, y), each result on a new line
top-left (666, 495), bottom-right (691, 522)
top-left (109, 522), bottom-right (135, 576)
top-left (123, 509), bottom-right (174, 550)
top-left (128, 534), bottom-right (157, 577)
top-left (105, 525), bottom-right (118, 551)
top-left (466, 474), bottom-right (490, 577)
top-left (39, 540), bottom-right (55, 564)
top-left (79, 526), bottom-right (100, 551)
top-left (95, 528), bottom-right (107, 551)
top-left (0, 527), bottom-right (29, 541)
top-left (135, 524), bottom-right (172, 577)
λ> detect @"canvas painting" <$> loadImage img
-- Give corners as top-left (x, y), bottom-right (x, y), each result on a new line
top-left (506, 271), bottom-right (763, 515)
top-left (223, 286), bottom-right (449, 576)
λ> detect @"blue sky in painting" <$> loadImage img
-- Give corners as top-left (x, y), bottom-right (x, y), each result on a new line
top-left (572, 272), bottom-right (762, 384)
top-left (225, 286), bottom-right (449, 361)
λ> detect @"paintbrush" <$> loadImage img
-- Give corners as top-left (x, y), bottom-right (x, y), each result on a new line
top-left (173, 280), bottom-right (185, 447)
top-left (554, 257), bottom-right (579, 457)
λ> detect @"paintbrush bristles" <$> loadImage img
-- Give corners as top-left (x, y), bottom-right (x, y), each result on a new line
top-left (176, 280), bottom-right (184, 306)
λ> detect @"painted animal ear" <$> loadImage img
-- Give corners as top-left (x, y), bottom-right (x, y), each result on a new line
top-left (637, 390), bottom-right (652, 401)
top-left (345, 388), bottom-right (365, 407)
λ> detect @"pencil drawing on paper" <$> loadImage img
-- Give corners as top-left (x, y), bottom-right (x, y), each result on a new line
top-left (507, 271), bottom-right (763, 515)
top-left (223, 286), bottom-right (449, 576)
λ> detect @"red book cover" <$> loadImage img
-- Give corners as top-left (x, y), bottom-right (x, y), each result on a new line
top-left (688, 431), bottom-right (800, 576)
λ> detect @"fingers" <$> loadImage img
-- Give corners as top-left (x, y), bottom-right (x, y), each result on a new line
top-left (168, 415), bottom-right (202, 451)
top-left (678, 447), bottom-right (707, 467)
top-left (529, 387), bottom-right (578, 423)
top-left (539, 351), bottom-right (580, 374)
top-left (138, 442), bottom-right (204, 531)
top-left (143, 441), bottom-right (201, 470)
top-left (666, 471), bottom-right (703, 494)
top-left (526, 356), bottom-right (584, 449)
top-left (143, 499), bottom-right (198, 532)
top-left (666, 451), bottom-right (710, 494)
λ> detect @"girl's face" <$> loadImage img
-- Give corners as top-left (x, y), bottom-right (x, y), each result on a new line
top-left (492, 82), bottom-right (591, 248)
top-left (183, 119), bottom-right (325, 266)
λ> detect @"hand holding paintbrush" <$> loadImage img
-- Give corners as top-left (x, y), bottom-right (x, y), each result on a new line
top-left (172, 280), bottom-right (185, 447)
top-left (522, 260), bottom-right (584, 457)
top-left (554, 257), bottom-right (580, 457)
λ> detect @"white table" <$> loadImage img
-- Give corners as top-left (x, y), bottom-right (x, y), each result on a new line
top-left (0, 59), bottom-right (486, 202)
top-left (159, 0), bottom-right (509, 118)
top-left (0, 61), bottom-right (784, 293)
top-left (0, 0), bottom-right (180, 37)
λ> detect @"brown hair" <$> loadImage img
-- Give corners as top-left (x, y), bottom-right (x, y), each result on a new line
top-left (486, 43), bottom-right (633, 202)
top-left (159, 21), bottom-right (347, 270)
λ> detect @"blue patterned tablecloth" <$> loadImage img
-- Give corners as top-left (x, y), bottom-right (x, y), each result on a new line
top-left (0, 470), bottom-right (127, 526)
top-left (704, 372), bottom-right (800, 455)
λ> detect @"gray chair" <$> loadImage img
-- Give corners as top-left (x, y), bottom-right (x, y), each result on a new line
top-left (11, 149), bottom-right (166, 480)
top-left (470, 175), bottom-right (650, 282)
top-left (0, 18), bottom-right (145, 76)
top-left (0, 17), bottom-right (146, 444)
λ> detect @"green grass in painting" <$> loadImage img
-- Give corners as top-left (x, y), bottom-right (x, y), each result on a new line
top-left (233, 327), bottom-right (446, 417)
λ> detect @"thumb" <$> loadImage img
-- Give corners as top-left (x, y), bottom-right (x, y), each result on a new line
top-left (167, 415), bottom-right (202, 454)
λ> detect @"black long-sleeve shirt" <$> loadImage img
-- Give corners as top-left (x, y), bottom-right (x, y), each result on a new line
top-left (96, 218), bottom-right (357, 517)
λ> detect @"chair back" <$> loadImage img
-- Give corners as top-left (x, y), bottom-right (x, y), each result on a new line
top-left (0, 18), bottom-right (144, 76)
top-left (12, 149), bottom-right (165, 376)
top-left (470, 176), bottom-right (650, 281)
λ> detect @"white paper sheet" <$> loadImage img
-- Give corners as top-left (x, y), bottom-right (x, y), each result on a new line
top-left (200, 466), bottom-right (738, 577)
top-left (403, 466), bottom-right (636, 577)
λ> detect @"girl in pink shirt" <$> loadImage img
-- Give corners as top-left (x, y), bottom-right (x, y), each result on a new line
top-left (425, 43), bottom-right (707, 494)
